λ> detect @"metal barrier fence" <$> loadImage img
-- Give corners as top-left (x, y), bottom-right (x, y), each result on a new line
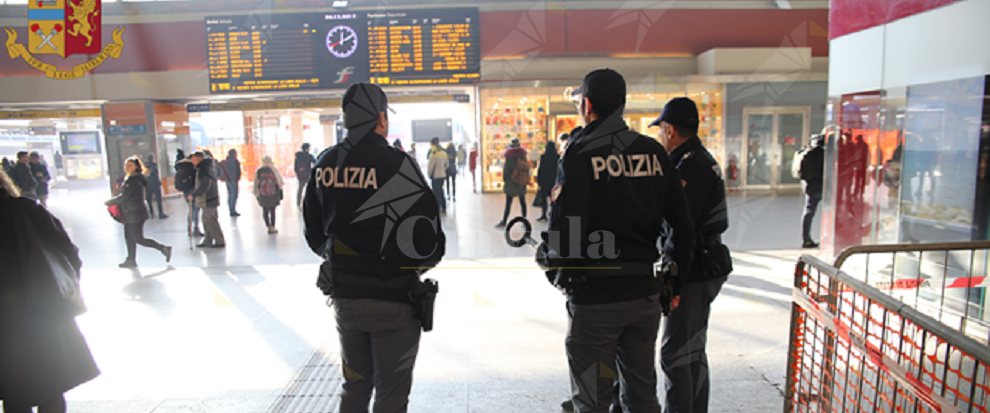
top-left (785, 254), bottom-right (990, 413)
top-left (832, 242), bottom-right (990, 345)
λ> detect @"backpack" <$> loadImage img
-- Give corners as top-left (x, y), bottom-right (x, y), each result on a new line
top-left (174, 162), bottom-right (196, 192)
top-left (257, 167), bottom-right (280, 197)
top-left (793, 145), bottom-right (824, 181)
top-left (511, 157), bottom-right (531, 187)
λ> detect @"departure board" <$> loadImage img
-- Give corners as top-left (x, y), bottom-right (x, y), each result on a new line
top-left (206, 8), bottom-right (480, 94)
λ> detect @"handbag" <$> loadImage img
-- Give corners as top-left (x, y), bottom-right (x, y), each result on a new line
top-left (107, 204), bottom-right (125, 223)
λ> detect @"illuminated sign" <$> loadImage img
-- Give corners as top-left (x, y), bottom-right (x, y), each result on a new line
top-left (206, 8), bottom-right (479, 94)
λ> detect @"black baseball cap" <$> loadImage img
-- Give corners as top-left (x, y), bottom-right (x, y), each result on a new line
top-left (572, 68), bottom-right (626, 108)
top-left (341, 83), bottom-right (395, 129)
top-left (650, 97), bottom-right (700, 128)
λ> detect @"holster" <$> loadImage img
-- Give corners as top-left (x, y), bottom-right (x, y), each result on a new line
top-left (695, 234), bottom-right (732, 281)
top-left (408, 277), bottom-right (439, 332)
top-left (656, 261), bottom-right (677, 316)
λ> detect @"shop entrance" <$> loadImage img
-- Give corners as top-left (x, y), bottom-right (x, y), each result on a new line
top-left (742, 106), bottom-right (811, 189)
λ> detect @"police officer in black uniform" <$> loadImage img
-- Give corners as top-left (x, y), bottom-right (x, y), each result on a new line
top-left (303, 83), bottom-right (446, 413)
top-left (652, 97), bottom-right (732, 413)
top-left (539, 68), bottom-right (696, 413)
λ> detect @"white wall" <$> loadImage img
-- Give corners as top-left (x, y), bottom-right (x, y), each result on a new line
top-left (828, 0), bottom-right (990, 96)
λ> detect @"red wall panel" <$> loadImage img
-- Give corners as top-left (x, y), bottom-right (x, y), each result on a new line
top-left (562, 9), bottom-right (829, 57)
top-left (829, 0), bottom-right (963, 40)
top-left (479, 10), bottom-right (567, 57)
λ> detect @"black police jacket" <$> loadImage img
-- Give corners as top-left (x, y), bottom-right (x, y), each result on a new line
top-left (665, 136), bottom-right (732, 283)
top-left (538, 116), bottom-right (696, 305)
top-left (303, 131), bottom-right (446, 303)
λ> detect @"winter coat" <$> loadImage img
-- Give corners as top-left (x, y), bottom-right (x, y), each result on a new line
top-left (30, 162), bottom-right (51, 195)
top-left (12, 162), bottom-right (37, 195)
top-left (106, 174), bottom-right (150, 223)
top-left (253, 165), bottom-right (285, 208)
top-left (221, 156), bottom-right (242, 182)
top-left (145, 162), bottom-right (162, 188)
top-left (445, 146), bottom-right (457, 176)
top-left (536, 150), bottom-right (559, 193)
top-left (427, 146), bottom-right (449, 179)
top-left (0, 196), bottom-right (99, 403)
top-left (294, 151), bottom-right (316, 181)
top-left (188, 158), bottom-right (221, 208)
top-left (502, 145), bottom-right (528, 196)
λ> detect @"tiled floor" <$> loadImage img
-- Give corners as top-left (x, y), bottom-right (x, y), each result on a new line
top-left (13, 176), bottom-right (821, 412)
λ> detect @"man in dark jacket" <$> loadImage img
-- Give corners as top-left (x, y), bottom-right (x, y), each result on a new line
top-left (220, 149), bottom-right (242, 216)
top-left (800, 134), bottom-right (825, 248)
top-left (12, 151), bottom-right (37, 200)
top-left (495, 137), bottom-right (528, 228)
top-left (303, 83), bottom-right (445, 413)
top-left (535, 140), bottom-right (559, 222)
top-left (188, 152), bottom-right (225, 248)
top-left (295, 143), bottom-right (316, 208)
top-left (145, 154), bottom-right (168, 219)
top-left (653, 97), bottom-right (732, 413)
top-left (29, 152), bottom-right (51, 207)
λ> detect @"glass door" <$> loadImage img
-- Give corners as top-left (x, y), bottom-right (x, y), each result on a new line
top-left (742, 107), bottom-right (811, 189)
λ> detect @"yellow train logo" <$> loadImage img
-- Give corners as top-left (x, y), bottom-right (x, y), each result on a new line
top-left (4, 0), bottom-right (125, 79)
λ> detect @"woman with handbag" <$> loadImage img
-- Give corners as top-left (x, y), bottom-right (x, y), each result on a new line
top-left (105, 156), bottom-right (172, 269)
top-left (0, 170), bottom-right (100, 413)
top-left (254, 155), bottom-right (285, 234)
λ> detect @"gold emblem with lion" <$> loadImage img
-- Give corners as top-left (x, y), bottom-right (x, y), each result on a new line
top-left (68, 0), bottom-right (100, 48)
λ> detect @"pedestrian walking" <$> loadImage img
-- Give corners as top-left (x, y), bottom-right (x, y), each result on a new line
top-left (535, 140), bottom-right (558, 222)
top-left (0, 170), bottom-right (100, 413)
top-left (144, 154), bottom-right (168, 219)
top-left (54, 151), bottom-right (63, 172)
top-left (456, 143), bottom-right (467, 176)
top-left (302, 83), bottom-right (446, 413)
top-left (427, 138), bottom-right (449, 215)
top-left (393, 139), bottom-right (404, 150)
top-left (797, 133), bottom-right (825, 248)
top-left (494, 137), bottom-right (528, 228)
top-left (29, 152), bottom-right (51, 207)
top-left (653, 97), bottom-right (733, 413)
top-left (11, 151), bottom-right (37, 201)
top-left (1, 157), bottom-right (12, 175)
top-left (294, 143), bottom-right (316, 209)
top-left (469, 143), bottom-right (478, 193)
top-left (104, 156), bottom-right (173, 268)
top-left (544, 68), bottom-right (696, 413)
top-left (445, 142), bottom-right (457, 201)
top-left (220, 149), bottom-right (242, 217)
top-left (254, 155), bottom-right (284, 234)
top-left (187, 151), bottom-right (225, 248)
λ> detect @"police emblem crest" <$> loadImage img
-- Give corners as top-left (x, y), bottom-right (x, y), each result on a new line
top-left (5, 0), bottom-right (125, 79)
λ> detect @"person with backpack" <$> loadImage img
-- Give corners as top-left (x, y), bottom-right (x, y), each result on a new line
top-left (253, 155), bottom-right (284, 234)
top-left (495, 137), bottom-right (529, 228)
top-left (427, 138), bottom-right (449, 215)
top-left (797, 133), bottom-right (826, 248)
top-left (187, 151), bottom-right (225, 248)
top-left (174, 156), bottom-right (203, 237)
top-left (294, 143), bottom-right (316, 209)
top-left (219, 149), bottom-right (242, 217)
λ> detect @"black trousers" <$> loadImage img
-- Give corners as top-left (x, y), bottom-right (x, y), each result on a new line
top-left (661, 276), bottom-right (727, 413)
top-left (146, 185), bottom-right (164, 217)
top-left (297, 177), bottom-right (309, 207)
top-left (802, 191), bottom-right (821, 243)
top-left (431, 178), bottom-right (446, 212)
top-left (263, 206), bottom-right (277, 227)
top-left (124, 221), bottom-right (164, 261)
top-left (501, 193), bottom-right (526, 223)
top-left (445, 173), bottom-right (456, 198)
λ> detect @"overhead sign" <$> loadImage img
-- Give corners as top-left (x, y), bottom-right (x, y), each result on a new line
top-left (187, 94), bottom-right (470, 113)
top-left (3, 0), bottom-right (126, 80)
top-left (0, 108), bottom-right (102, 119)
top-left (107, 125), bottom-right (147, 135)
top-left (206, 8), bottom-right (480, 94)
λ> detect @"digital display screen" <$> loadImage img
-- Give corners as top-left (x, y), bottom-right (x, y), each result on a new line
top-left (61, 131), bottom-right (101, 155)
top-left (206, 8), bottom-right (479, 94)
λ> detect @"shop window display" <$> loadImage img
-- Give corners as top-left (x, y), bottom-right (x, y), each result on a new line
top-left (481, 93), bottom-right (548, 193)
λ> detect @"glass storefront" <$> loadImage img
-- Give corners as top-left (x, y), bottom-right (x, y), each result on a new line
top-left (478, 83), bottom-right (725, 193)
